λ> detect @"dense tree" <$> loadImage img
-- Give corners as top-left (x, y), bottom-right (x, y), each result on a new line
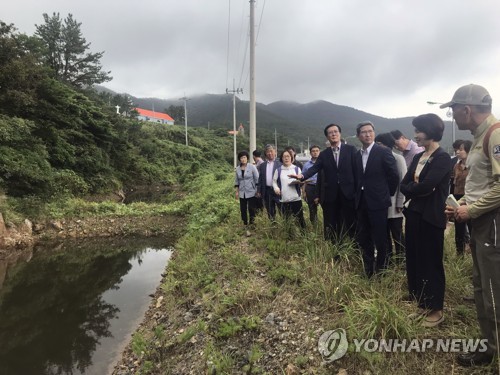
top-left (35, 13), bottom-right (111, 88)
top-left (165, 105), bottom-right (184, 124)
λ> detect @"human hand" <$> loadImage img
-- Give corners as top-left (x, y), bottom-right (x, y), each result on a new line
top-left (444, 205), bottom-right (455, 219)
top-left (313, 198), bottom-right (319, 205)
top-left (454, 205), bottom-right (470, 223)
top-left (274, 188), bottom-right (281, 196)
top-left (288, 173), bottom-right (303, 180)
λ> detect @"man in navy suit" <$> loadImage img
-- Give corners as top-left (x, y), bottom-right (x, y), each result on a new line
top-left (290, 123), bottom-right (357, 240)
top-left (256, 144), bottom-right (282, 220)
top-left (355, 121), bottom-right (399, 277)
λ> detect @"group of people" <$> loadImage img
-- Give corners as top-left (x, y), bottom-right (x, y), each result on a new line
top-left (234, 84), bottom-right (500, 367)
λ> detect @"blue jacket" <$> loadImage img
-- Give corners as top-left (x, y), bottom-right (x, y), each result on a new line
top-left (234, 163), bottom-right (259, 198)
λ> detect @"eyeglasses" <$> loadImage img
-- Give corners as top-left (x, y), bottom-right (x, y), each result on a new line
top-left (327, 130), bottom-right (340, 135)
top-left (359, 130), bottom-right (374, 135)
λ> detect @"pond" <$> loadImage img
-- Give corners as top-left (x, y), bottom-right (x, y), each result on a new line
top-left (0, 237), bottom-right (173, 375)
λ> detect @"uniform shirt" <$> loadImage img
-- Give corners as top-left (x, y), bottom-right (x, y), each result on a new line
top-left (462, 114), bottom-right (500, 218)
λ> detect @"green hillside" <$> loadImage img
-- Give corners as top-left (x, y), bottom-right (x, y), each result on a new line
top-left (0, 20), bottom-right (239, 213)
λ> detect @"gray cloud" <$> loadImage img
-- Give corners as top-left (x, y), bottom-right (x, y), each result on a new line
top-left (3, 0), bottom-right (500, 118)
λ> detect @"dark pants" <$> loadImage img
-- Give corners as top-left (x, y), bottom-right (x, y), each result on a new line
top-left (263, 186), bottom-right (279, 220)
top-left (455, 220), bottom-right (472, 254)
top-left (405, 209), bottom-right (445, 311)
top-left (254, 195), bottom-right (264, 213)
top-left (470, 209), bottom-right (500, 354)
top-left (280, 200), bottom-right (306, 229)
top-left (356, 197), bottom-right (389, 277)
top-left (239, 196), bottom-right (257, 226)
top-left (454, 194), bottom-right (471, 254)
top-left (387, 217), bottom-right (405, 258)
top-left (304, 184), bottom-right (319, 224)
top-left (322, 189), bottom-right (356, 241)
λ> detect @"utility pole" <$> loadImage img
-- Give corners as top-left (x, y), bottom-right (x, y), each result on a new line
top-left (227, 81), bottom-right (243, 169)
top-left (274, 128), bottom-right (278, 151)
top-left (179, 95), bottom-right (189, 146)
top-left (249, 0), bottom-right (257, 163)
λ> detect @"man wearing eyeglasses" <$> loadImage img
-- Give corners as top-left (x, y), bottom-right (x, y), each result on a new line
top-left (289, 123), bottom-right (357, 241)
top-left (355, 121), bottom-right (399, 278)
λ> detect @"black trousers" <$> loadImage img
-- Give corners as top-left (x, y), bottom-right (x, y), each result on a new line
top-left (280, 200), bottom-right (306, 229)
top-left (355, 196), bottom-right (389, 277)
top-left (239, 196), bottom-right (257, 226)
top-left (454, 194), bottom-right (471, 254)
top-left (263, 186), bottom-right (279, 220)
top-left (304, 184), bottom-right (319, 224)
top-left (322, 189), bottom-right (356, 241)
top-left (387, 217), bottom-right (405, 258)
top-left (405, 209), bottom-right (445, 310)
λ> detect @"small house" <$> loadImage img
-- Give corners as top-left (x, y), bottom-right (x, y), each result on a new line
top-left (136, 108), bottom-right (174, 125)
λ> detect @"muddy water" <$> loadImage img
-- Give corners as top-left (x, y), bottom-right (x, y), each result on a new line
top-left (0, 237), bottom-right (173, 375)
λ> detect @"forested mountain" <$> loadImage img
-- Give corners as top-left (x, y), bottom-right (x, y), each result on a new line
top-left (0, 20), bottom-right (236, 200)
top-left (120, 92), bottom-right (470, 151)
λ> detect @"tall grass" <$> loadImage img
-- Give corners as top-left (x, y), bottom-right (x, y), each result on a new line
top-left (127, 173), bottom-right (487, 374)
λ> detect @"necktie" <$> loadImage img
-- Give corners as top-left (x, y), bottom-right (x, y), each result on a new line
top-left (333, 147), bottom-right (339, 166)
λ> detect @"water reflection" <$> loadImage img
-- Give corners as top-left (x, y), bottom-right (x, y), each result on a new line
top-left (0, 237), bottom-right (173, 375)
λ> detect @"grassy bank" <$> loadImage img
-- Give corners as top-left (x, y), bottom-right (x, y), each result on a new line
top-left (112, 171), bottom-right (494, 375)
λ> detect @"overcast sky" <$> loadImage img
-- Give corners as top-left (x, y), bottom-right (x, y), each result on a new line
top-left (3, 0), bottom-right (500, 119)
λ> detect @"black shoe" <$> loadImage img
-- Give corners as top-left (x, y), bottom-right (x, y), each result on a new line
top-left (456, 351), bottom-right (494, 367)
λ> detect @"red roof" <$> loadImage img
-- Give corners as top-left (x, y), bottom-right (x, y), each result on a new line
top-left (136, 108), bottom-right (174, 121)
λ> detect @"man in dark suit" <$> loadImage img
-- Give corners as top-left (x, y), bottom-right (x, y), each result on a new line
top-left (355, 121), bottom-right (399, 277)
top-left (290, 123), bottom-right (357, 240)
top-left (256, 144), bottom-right (282, 220)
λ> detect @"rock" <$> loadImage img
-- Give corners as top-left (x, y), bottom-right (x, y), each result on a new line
top-left (50, 220), bottom-right (63, 231)
top-left (265, 313), bottom-right (276, 324)
top-left (184, 311), bottom-right (193, 322)
top-left (155, 296), bottom-right (164, 308)
top-left (286, 363), bottom-right (299, 375)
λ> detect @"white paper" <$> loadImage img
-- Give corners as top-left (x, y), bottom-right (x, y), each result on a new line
top-left (446, 194), bottom-right (460, 208)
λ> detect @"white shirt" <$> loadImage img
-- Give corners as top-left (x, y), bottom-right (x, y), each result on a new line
top-left (361, 142), bottom-right (375, 171)
top-left (265, 160), bottom-right (275, 187)
top-left (272, 165), bottom-right (302, 203)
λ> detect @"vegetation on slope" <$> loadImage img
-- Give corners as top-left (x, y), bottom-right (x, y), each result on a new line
top-left (114, 172), bottom-right (486, 375)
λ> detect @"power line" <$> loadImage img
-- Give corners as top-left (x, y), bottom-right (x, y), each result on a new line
top-left (225, 0), bottom-right (231, 90)
top-left (256, 0), bottom-right (267, 43)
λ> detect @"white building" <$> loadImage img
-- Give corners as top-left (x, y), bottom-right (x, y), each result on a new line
top-left (136, 108), bottom-right (174, 125)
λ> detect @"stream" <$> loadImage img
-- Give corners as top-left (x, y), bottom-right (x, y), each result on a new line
top-left (0, 236), bottom-right (173, 375)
